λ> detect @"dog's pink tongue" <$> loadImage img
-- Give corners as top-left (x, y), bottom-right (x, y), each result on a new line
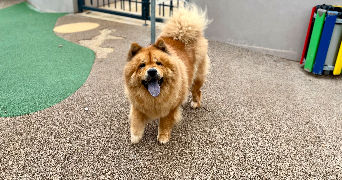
top-left (148, 81), bottom-right (160, 97)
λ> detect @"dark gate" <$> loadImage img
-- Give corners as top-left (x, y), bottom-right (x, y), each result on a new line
top-left (78, 0), bottom-right (187, 23)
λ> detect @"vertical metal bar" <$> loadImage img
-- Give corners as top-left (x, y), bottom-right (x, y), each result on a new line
top-left (121, 0), bottom-right (123, 9)
top-left (159, 3), bottom-right (161, 15)
top-left (129, 0), bottom-right (131, 11)
top-left (162, 2), bottom-right (164, 17)
top-left (108, 0), bottom-right (110, 7)
top-left (78, 0), bottom-right (85, 12)
top-left (136, 0), bottom-right (137, 12)
top-left (142, 0), bottom-right (148, 25)
top-left (97, 0), bottom-right (99, 7)
top-left (170, 0), bottom-right (173, 17)
top-left (115, 0), bottom-right (117, 8)
top-left (91, 0), bottom-right (93, 6)
top-left (177, 0), bottom-right (179, 7)
top-left (103, 0), bottom-right (105, 7)
top-left (147, 0), bottom-right (150, 17)
top-left (151, 0), bottom-right (156, 44)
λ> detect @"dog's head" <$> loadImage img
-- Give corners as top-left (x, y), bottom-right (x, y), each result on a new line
top-left (124, 39), bottom-right (176, 98)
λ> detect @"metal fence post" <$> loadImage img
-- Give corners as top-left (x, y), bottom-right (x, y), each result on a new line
top-left (142, 0), bottom-right (149, 26)
top-left (151, 0), bottom-right (156, 44)
top-left (78, 0), bottom-right (85, 12)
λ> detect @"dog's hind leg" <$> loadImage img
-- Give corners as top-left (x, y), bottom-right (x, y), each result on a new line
top-left (130, 107), bottom-right (147, 144)
top-left (191, 54), bottom-right (209, 109)
top-left (158, 106), bottom-right (182, 144)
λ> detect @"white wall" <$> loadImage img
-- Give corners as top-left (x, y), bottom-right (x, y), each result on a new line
top-left (192, 0), bottom-right (342, 61)
top-left (27, 0), bottom-right (78, 13)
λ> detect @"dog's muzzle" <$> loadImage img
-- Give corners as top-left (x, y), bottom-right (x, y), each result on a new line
top-left (142, 68), bottom-right (163, 97)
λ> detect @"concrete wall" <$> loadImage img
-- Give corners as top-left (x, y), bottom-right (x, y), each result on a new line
top-left (27, 0), bottom-right (78, 13)
top-left (192, 0), bottom-right (342, 61)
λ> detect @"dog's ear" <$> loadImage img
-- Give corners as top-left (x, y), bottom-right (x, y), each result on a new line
top-left (127, 42), bottom-right (142, 61)
top-left (154, 39), bottom-right (168, 54)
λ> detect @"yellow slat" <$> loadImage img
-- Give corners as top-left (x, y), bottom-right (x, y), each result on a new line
top-left (333, 41), bottom-right (342, 75)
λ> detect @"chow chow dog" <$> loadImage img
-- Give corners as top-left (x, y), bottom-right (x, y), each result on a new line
top-left (124, 4), bottom-right (210, 144)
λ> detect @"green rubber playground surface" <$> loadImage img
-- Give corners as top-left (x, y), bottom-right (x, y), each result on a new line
top-left (0, 3), bottom-right (95, 117)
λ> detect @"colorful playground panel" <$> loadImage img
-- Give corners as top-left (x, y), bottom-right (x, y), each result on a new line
top-left (301, 5), bottom-right (342, 75)
top-left (303, 9), bottom-right (326, 72)
top-left (325, 20), bottom-right (342, 71)
top-left (333, 41), bottom-right (342, 75)
top-left (312, 11), bottom-right (338, 75)
top-left (300, 6), bottom-right (316, 65)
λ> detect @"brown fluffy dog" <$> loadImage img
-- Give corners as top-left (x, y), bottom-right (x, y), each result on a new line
top-left (124, 4), bottom-right (210, 144)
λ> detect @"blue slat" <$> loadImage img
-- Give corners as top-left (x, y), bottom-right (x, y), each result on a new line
top-left (312, 11), bottom-right (338, 75)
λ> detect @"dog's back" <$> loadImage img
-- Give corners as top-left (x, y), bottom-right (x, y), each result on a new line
top-left (158, 4), bottom-right (211, 108)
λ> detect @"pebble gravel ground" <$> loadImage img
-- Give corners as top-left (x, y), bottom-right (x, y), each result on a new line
top-left (0, 10), bottom-right (341, 179)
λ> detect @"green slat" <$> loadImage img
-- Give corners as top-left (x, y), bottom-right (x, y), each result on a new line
top-left (304, 9), bottom-right (326, 72)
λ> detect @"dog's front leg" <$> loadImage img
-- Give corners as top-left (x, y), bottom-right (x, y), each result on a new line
top-left (158, 106), bottom-right (181, 144)
top-left (130, 106), bottom-right (147, 144)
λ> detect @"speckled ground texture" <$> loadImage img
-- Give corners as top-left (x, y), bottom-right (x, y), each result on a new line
top-left (0, 0), bottom-right (24, 9)
top-left (1, 5), bottom-right (342, 180)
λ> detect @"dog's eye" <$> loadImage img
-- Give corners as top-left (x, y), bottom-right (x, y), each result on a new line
top-left (156, 62), bottom-right (162, 66)
top-left (139, 63), bottom-right (145, 68)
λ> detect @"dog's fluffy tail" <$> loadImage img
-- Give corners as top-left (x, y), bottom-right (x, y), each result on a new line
top-left (160, 3), bottom-right (211, 44)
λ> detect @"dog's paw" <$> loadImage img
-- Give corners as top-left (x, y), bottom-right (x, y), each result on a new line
top-left (157, 134), bottom-right (170, 144)
top-left (131, 134), bottom-right (143, 144)
top-left (191, 101), bottom-right (201, 109)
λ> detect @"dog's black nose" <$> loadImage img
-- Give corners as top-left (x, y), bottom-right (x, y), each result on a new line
top-left (147, 68), bottom-right (158, 77)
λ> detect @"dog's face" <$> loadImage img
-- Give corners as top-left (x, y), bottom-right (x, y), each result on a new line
top-left (124, 40), bottom-right (176, 98)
